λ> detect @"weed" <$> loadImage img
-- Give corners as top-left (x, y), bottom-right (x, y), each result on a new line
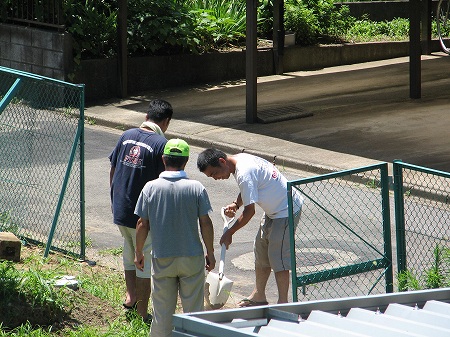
top-left (397, 244), bottom-right (450, 291)
top-left (85, 116), bottom-right (96, 125)
top-left (365, 178), bottom-right (378, 189)
top-left (424, 245), bottom-right (448, 288)
top-left (99, 246), bottom-right (123, 256)
top-left (0, 210), bottom-right (20, 235)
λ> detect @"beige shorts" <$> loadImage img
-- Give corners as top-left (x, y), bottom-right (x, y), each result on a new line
top-left (254, 212), bottom-right (301, 273)
top-left (118, 225), bottom-right (152, 278)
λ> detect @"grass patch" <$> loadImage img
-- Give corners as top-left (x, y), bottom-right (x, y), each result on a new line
top-left (0, 245), bottom-right (149, 336)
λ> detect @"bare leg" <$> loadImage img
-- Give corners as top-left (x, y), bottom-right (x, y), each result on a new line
top-left (124, 270), bottom-right (136, 307)
top-left (136, 276), bottom-right (151, 319)
top-left (239, 266), bottom-right (271, 306)
top-left (274, 270), bottom-right (290, 304)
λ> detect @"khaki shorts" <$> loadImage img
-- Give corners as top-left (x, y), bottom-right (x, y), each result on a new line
top-left (254, 211), bottom-right (301, 273)
top-left (118, 225), bottom-right (152, 278)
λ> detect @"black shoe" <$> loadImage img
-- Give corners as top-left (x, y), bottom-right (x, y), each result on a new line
top-left (143, 313), bottom-right (152, 325)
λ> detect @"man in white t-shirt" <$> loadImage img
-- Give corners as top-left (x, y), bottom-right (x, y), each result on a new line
top-left (197, 148), bottom-right (303, 307)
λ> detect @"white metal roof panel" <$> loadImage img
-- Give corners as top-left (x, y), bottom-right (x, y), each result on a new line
top-left (265, 319), bottom-right (370, 337)
top-left (307, 310), bottom-right (425, 337)
top-left (423, 300), bottom-right (450, 315)
top-left (346, 307), bottom-right (450, 337)
top-left (173, 288), bottom-right (450, 337)
top-left (385, 303), bottom-right (450, 329)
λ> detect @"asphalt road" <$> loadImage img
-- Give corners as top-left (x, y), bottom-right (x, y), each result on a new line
top-left (84, 124), bottom-right (311, 305)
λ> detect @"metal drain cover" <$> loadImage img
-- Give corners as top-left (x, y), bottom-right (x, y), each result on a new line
top-left (297, 252), bottom-right (335, 266)
top-left (257, 105), bottom-right (313, 124)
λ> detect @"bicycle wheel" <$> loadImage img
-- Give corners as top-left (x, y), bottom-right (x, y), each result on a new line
top-left (437, 0), bottom-right (450, 54)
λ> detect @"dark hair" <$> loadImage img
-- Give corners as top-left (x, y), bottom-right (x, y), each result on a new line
top-left (197, 148), bottom-right (227, 172)
top-left (146, 99), bottom-right (173, 122)
top-left (163, 155), bottom-right (188, 169)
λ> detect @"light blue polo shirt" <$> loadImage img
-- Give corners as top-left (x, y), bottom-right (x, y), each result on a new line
top-left (134, 170), bottom-right (212, 258)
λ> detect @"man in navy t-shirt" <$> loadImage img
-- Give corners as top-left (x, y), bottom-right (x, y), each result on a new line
top-left (109, 99), bottom-right (173, 321)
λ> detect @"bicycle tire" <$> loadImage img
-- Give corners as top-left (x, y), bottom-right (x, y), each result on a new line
top-left (437, 0), bottom-right (450, 54)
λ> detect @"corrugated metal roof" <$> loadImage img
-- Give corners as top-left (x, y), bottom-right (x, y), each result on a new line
top-left (173, 288), bottom-right (450, 337)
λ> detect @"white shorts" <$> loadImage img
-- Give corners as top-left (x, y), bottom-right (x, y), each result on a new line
top-left (118, 225), bottom-right (152, 278)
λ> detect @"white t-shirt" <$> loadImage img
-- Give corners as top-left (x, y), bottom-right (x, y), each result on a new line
top-left (233, 153), bottom-right (303, 219)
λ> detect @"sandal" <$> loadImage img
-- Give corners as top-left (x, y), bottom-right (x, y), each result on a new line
top-left (123, 302), bottom-right (137, 310)
top-left (237, 298), bottom-right (268, 307)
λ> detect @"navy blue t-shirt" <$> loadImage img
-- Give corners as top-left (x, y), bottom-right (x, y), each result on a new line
top-left (109, 128), bottom-right (167, 228)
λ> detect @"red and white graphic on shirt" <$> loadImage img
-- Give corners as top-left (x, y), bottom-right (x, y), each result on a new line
top-left (123, 145), bottom-right (143, 167)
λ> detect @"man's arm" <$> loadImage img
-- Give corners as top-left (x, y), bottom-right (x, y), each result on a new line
top-left (134, 218), bottom-right (149, 271)
top-left (109, 166), bottom-right (115, 187)
top-left (220, 203), bottom-right (255, 249)
top-left (199, 214), bottom-right (216, 271)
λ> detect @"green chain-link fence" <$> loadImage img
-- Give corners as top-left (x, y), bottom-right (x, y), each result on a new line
top-left (393, 160), bottom-right (450, 290)
top-left (0, 66), bottom-right (85, 259)
top-left (288, 163), bottom-right (393, 301)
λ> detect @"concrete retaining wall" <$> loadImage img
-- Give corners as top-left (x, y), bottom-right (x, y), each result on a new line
top-left (0, 23), bottom-right (72, 81)
top-left (75, 49), bottom-right (274, 101)
top-left (283, 41), bottom-right (411, 72)
top-left (79, 41), bottom-right (436, 102)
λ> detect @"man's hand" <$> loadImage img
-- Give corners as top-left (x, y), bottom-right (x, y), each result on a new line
top-left (205, 253), bottom-right (216, 271)
top-left (135, 217), bottom-right (149, 272)
top-left (134, 250), bottom-right (144, 272)
top-left (224, 205), bottom-right (237, 218)
top-left (220, 230), bottom-right (233, 249)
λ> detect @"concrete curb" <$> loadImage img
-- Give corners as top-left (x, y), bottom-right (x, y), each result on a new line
top-left (88, 114), bottom-right (366, 176)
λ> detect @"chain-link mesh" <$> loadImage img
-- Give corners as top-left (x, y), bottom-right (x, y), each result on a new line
top-left (288, 163), bottom-right (393, 301)
top-left (394, 161), bottom-right (450, 290)
top-left (0, 67), bottom-right (85, 258)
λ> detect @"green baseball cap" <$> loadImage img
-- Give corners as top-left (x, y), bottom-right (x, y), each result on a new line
top-left (164, 138), bottom-right (190, 157)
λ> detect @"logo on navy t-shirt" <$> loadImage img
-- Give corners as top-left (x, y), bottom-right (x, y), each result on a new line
top-left (122, 145), bottom-right (143, 168)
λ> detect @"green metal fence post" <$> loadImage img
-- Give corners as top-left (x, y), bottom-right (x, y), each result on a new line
top-left (287, 182), bottom-right (298, 302)
top-left (44, 116), bottom-right (83, 258)
top-left (393, 160), bottom-right (407, 289)
top-left (79, 85), bottom-right (86, 260)
top-left (380, 163), bottom-right (393, 293)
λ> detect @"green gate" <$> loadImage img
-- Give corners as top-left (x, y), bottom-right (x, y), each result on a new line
top-left (0, 66), bottom-right (85, 259)
top-left (288, 163), bottom-right (393, 301)
top-left (393, 160), bottom-right (450, 290)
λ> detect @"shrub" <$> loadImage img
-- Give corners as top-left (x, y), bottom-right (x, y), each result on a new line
top-left (127, 0), bottom-right (198, 55)
top-left (186, 0), bottom-right (247, 52)
top-left (285, 2), bottom-right (319, 45)
top-left (345, 17), bottom-right (410, 42)
top-left (64, 0), bottom-right (118, 61)
top-left (284, 0), bottom-right (354, 45)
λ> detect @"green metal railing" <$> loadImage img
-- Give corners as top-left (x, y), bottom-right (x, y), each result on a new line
top-left (0, 66), bottom-right (85, 259)
top-left (393, 160), bottom-right (450, 290)
top-left (288, 163), bottom-right (393, 302)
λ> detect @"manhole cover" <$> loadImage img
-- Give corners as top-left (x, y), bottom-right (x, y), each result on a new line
top-left (297, 252), bottom-right (335, 266)
top-left (232, 251), bottom-right (336, 271)
top-left (257, 105), bottom-right (313, 124)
